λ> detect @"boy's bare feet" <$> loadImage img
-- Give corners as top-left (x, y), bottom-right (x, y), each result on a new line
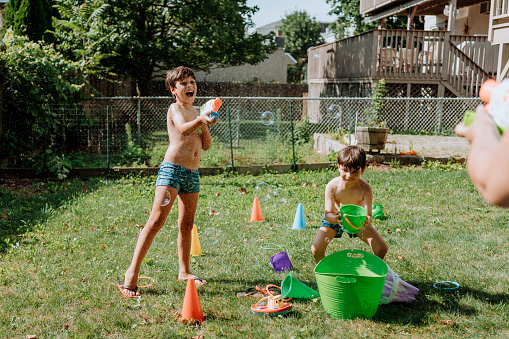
top-left (178, 273), bottom-right (208, 286)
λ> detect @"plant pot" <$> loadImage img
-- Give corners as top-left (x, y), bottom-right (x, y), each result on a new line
top-left (355, 127), bottom-right (389, 152)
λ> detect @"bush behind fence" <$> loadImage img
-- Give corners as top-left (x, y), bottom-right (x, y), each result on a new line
top-left (44, 96), bottom-right (480, 168)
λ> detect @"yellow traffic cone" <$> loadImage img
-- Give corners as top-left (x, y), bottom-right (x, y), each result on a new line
top-left (191, 224), bottom-right (203, 256)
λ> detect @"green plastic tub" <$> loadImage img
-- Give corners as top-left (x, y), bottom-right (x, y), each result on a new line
top-left (314, 250), bottom-right (387, 319)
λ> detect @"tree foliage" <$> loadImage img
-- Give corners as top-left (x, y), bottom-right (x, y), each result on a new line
top-left (326, 0), bottom-right (424, 39)
top-left (326, 0), bottom-right (377, 39)
top-left (0, 30), bottom-right (83, 164)
top-left (4, 0), bottom-right (55, 42)
top-left (51, 0), bottom-right (277, 95)
top-left (50, 0), bottom-right (116, 77)
top-left (279, 10), bottom-right (324, 84)
top-left (280, 10), bottom-right (324, 61)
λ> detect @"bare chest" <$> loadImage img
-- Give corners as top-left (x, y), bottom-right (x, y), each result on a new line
top-left (335, 188), bottom-right (366, 205)
top-left (180, 107), bottom-right (198, 122)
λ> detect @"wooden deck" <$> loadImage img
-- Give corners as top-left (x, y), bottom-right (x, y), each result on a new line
top-left (308, 29), bottom-right (499, 98)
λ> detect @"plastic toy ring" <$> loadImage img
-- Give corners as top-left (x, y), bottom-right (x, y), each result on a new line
top-left (260, 243), bottom-right (283, 250)
top-left (433, 281), bottom-right (459, 290)
top-left (137, 276), bottom-right (155, 289)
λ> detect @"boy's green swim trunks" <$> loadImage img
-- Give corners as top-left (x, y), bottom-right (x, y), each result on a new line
top-left (321, 218), bottom-right (356, 238)
top-left (155, 161), bottom-right (200, 194)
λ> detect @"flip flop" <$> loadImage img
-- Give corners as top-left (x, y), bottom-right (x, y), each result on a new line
top-left (117, 281), bottom-right (140, 298)
top-left (179, 276), bottom-right (208, 287)
top-left (236, 287), bottom-right (264, 298)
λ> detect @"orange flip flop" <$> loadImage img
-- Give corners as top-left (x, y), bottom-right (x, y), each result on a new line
top-left (117, 281), bottom-right (140, 298)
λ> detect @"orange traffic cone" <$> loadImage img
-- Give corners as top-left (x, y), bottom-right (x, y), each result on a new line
top-left (249, 197), bottom-right (264, 222)
top-left (180, 278), bottom-right (205, 323)
top-left (191, 224), bottom-right (203, 256)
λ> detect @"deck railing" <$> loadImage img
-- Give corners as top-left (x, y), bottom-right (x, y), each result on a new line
top-left (490, 0), bottom-right (509, 41)
top-left (374, 30), bottom-right (448, 81)
top-left (308, 29), bottom-right (499, 97)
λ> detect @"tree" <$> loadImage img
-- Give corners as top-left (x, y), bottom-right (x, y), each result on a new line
top-left (4, 0), bottom-right (54, 42)
top-left (326, 0), bottom-right (377, 39)
top-left (279, 10), bottom-right (324, 83)
top-left (326, 0), bottom-right (424, 39)
top-left (51, 1), bottom-right (116, 78)
top-left (52, 0), bottom-right (277, 95)
top-left (0, 30), bottom-right (82, 165)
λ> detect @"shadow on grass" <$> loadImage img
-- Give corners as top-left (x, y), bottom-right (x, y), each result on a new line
top-left (206, 278), bottom-right (509, 325)
top-left (373, 281), bottom-right (509, 325)
top-left (0, 177), bottom-right (103, 253)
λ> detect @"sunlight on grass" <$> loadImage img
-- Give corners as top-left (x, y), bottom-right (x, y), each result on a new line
top-left (1, 167), bottom-right (509, 338)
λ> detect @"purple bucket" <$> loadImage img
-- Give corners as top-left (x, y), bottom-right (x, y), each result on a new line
top-left (270, 251), bottom-right (293, 273)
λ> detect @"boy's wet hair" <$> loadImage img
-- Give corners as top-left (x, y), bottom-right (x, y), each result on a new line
top-left (337, 145), bottom-right (366, 171)
top-left (165, 66), bottom-right (195, 92)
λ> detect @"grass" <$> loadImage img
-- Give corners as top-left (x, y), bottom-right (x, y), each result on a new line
top-left (2, 164), bottom-right (509, 338)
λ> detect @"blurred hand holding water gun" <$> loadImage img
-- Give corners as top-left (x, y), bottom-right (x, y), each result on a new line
top-left (463, 79), bottom-right (509, 134)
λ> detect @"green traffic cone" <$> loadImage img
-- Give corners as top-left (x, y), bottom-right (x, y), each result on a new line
top-left (281, 271), bottom-right (320, 299)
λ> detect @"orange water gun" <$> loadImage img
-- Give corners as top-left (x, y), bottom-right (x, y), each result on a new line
top-left (200, 98), bottom-right (222, 121)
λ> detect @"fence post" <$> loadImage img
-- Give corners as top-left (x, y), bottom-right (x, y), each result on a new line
top-left (437, 98), bottom-right (443, 134)
top-left (289, 101), bottom-right (297, 172)
top-left (227, 106), bottom-right (235, 171)
top-left (339, 99), bottom-right (343, 129)
top-left (348, 107), bottom-right (352, 145)
top-left (236, 99), bottom-right (240, 148)
top-left (137, 96), bottom-right (141, 145)
top-left (106, 105), bottom-right (110, 170)
top-left (43, 104), bottom-right (49, 177)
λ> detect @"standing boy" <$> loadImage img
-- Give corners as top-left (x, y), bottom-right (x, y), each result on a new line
top-left (311, 145), bottom-right (388, 263)
top-left (118, 66), bottom-right (217, 298)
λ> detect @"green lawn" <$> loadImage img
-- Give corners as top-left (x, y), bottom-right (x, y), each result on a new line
top-left (1, 164), bottom-right (509, 338)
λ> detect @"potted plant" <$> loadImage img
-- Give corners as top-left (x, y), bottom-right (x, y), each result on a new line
top-left (356, 79), bottom-right (390, 153)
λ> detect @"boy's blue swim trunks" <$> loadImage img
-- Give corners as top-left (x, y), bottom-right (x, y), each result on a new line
top-left (155, 161), bottom-right (200, 194)
top-left (321, 218), bottom-right (356, 238)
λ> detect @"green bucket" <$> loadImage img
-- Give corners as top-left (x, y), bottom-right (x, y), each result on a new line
top-left (372, 204), bottom-right (386, 220)
top-left (314, 250), bottom-right (387, 319)
top-left (340, 205), bottom-right (367, 234)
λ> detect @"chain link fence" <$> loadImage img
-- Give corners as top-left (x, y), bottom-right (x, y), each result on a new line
top-left (48, 96), bottom-right (481, 168)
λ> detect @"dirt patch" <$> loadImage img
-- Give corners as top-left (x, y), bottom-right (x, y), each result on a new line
top-left (386, 135), bottom-right (469, 158)
top-left (368, 164), bottom-right (394, 172)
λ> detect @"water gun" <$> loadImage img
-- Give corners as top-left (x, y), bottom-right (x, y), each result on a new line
top-left (463, 78), bottom-right (509, 134)
top-left (200, 98), bottom-right (222, 121)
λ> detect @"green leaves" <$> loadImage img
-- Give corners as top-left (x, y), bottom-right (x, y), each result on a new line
top-left (73, 0), bottom-right (276, 94)
top-left (0, 31), bottom-right (83, 163)
top-left (280, 10), bottom-right (324, 83)
top-left (280, 10), bottom-right (324, 61)
top-left (326, 0), bottom-right (377, 39)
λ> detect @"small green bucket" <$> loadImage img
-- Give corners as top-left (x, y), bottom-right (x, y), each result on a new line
top-left (314, 250), bottom-right (387, 319)
top-left (340, 205), bottom-right (367, 234)
top-left (372, 204), bottom-right (386, 220)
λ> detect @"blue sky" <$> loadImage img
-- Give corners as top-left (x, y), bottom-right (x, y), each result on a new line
top-left (246, 0), bottom-right (336, 28)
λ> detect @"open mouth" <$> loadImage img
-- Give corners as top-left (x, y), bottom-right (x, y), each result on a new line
top-left (186, 90), bottom-right (194, 97)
